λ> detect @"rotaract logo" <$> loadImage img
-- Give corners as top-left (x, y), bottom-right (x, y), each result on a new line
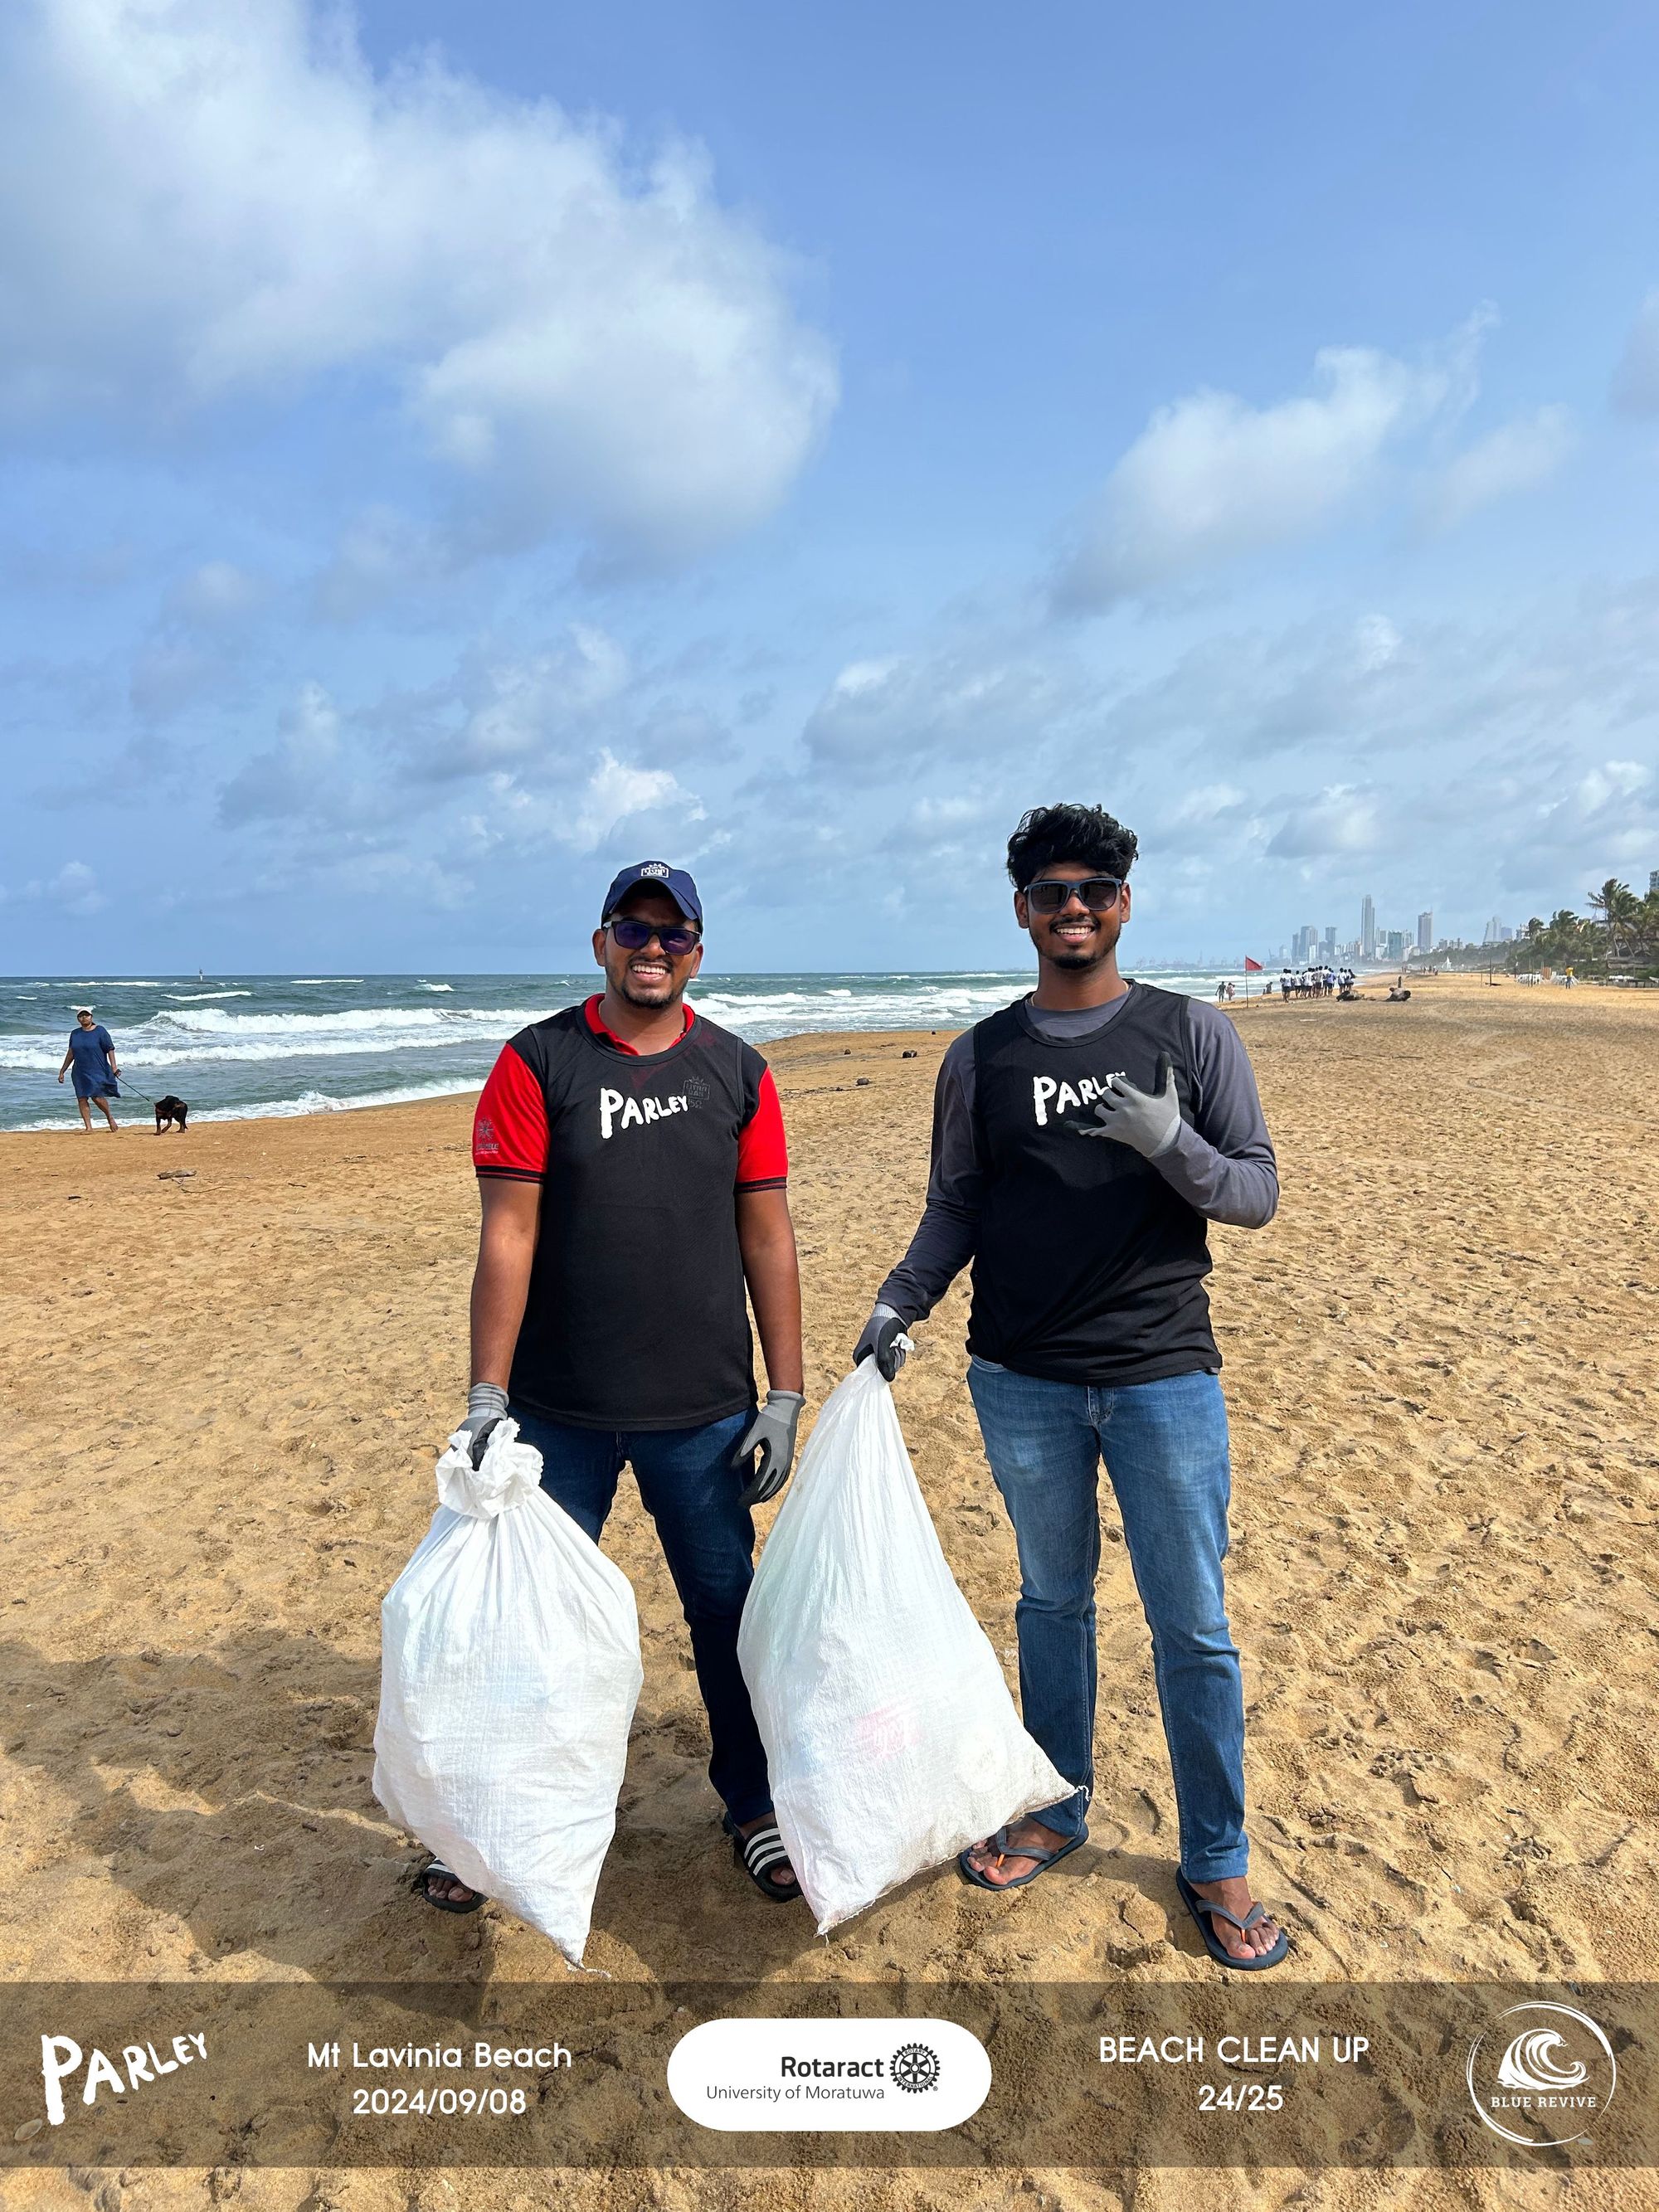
top-left (1466, 2002), bottom-right (1617, 2149)
top-left (890, 2044), bottom-right (940, 2094)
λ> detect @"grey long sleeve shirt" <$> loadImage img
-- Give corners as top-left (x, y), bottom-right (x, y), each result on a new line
top-left (876, 990), bottom-right (1278, 1325)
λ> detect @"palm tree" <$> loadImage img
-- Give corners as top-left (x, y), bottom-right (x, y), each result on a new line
top-left (1587, 878), bottom-right (1639, 960)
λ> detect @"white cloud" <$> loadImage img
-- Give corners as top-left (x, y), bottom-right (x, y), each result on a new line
top-left (1355, 613), bottom-right (1402, 670)
top-left (1263, 785), bottom-right (1385, 859)
top-left (0, 0), bottom-right (836, 566)
top-left (312, 509), bottom-right (443, 625)
top-left (771, 572), bottom-right (1659, 936)
top-left (211, 640), bottom-right (707, 864)
top-left (803, 638), bottom-right (1092, 764)
top-left (217, 679), bottom-right (342, 824)
top-left (1111, 579), bottom-right (1659, 777)
top-left (450, 629), bottom-right (631, 777)
top-left (1097, 610), bottom-right (1437, 760)
top-left (379, 626), bottom-right (634, 782)
top-left (563, 751), bottom-right (702, 853)
top-left (52, 858), bottom-right (107, 914)
top-left (129, 635), bottom-right (216, 720)
top-left (1418, 406), bottom-right (1576, 534)
top-left (1167, 783), bottom-right (1248, 825)
top-left (1054, 317), bottom-right (1490, 610)
top-left (458, 751), bottom-right (703, 859)
top-left (163, 561), bottom-right (266, 625)
top-left (0, 858), bottom-right (110, 912)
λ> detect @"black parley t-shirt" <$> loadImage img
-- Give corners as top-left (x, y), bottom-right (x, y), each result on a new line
top-left (480, 1004), bottom-right (775, 1430)
top-left (966, 984), bottom-right (1223, 1388)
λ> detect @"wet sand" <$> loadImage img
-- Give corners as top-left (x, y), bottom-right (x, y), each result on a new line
top-left (2, 974), bottom-right (1655, 2208)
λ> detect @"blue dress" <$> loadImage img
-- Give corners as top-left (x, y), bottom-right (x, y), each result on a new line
top-left (67, 1024), bottom-right (119, 1099)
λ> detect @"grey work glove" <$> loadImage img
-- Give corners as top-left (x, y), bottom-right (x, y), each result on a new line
top-left (732, 1389), bottom-right (805, 1510)
top-left (456, 1382), bottom-right (509, 1469)
top-left (1076, 1052), bottom-right (1182, 1159)
top-left (854, 1303), bottom-right (909, 1382)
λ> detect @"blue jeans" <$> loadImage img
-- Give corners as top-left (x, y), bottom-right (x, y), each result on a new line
top-left (511, 1407), bottom-right (774, 1828)
top-left (966, 1359), bottom-right (1248, 1883)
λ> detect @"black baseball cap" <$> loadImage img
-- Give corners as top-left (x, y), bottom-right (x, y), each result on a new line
top-left (600, 861), bottom-right (703, 927)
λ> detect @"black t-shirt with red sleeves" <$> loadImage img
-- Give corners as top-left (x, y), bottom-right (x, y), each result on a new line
top-left (473, 996), bottom-right (789, 1431)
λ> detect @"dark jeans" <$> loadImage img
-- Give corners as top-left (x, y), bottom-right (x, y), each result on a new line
top-left (511, 1406), bottom-right (773, 1827)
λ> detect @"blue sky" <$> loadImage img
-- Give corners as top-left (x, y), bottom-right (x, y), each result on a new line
top-left (3, 0), bottom-right (1658, 973)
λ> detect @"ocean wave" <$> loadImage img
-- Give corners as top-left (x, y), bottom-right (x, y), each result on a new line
top-left (290, 977), bottom-right (363, 984)
top-left (142, 1002), bottom-right (545, 1038)
top-left (0, 1001), bottom-right (547, 1072)
top-left (0, 973), bottom-right (1228, 1110)
top-left (695, 984), bottom-right (1017, 1031)
top-left (200, 1078), bottom-right (486, 1120)
top-left (5, 1075), bottom-right (487, 1131)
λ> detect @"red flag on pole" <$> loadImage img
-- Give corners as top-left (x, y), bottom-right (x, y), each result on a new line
top-left (1243, 957), bottom-right (1262, 972)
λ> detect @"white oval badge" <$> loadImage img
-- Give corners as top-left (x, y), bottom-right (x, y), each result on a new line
top-left (668, 2016), bottom-right (990, 2132)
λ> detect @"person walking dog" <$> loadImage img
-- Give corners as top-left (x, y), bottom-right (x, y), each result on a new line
top-left (58, 1007), bottom-right (120, 1131)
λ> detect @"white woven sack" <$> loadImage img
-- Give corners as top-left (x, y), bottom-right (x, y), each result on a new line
top-left (372, 1419), bottom-right (643, 1966)
top-left (737, 1359), bottom-right (1070, 1932)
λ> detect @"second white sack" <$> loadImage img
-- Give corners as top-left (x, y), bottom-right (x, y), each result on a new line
top-left (737, 1358), bottom-right (1072, 1933)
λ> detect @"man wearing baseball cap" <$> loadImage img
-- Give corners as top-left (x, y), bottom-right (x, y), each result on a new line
top-left (420, 862), bottom-right (806, 1914)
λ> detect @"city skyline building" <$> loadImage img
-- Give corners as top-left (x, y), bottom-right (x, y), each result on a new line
top-left (1418, 910), bottom-right (1433, 953)
top-left (1360, 893), bottom-right (1376, 960)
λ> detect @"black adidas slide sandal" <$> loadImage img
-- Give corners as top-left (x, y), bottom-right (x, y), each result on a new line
top-left (416, 1859), bottom-right (485, 1914)
top-left (722, 1812), bottom-right (800, 1902)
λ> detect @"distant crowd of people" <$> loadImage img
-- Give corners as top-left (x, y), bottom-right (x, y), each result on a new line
top-left (1276, 965), bottom-right (1354, 999)
top-left (1218, 967), bottom-right (1358, 1003)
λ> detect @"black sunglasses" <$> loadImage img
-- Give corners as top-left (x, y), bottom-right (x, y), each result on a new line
top-left (1024, 875), bottom-right (1123, 914)
top-left (606, 916), bottom-right (702, 957)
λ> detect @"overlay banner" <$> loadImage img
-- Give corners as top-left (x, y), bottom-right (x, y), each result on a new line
top-left (3, 1981), bottom-right (1650, 2171)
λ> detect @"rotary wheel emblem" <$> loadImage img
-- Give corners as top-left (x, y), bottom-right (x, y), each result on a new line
top-left (890, 2042), bottom-right (940, 2093)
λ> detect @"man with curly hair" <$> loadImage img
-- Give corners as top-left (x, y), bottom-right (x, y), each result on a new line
top-left (855, 803), bottom-right (1287, 1967)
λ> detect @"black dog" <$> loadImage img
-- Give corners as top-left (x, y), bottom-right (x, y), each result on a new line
top-left (153, 1095), bottom-right (190, 1134)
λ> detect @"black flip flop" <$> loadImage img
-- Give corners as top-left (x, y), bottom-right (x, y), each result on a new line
top-left (416, 1859), bottom-right (485, 1915)
top-left (958, 1822), bottom-right (1088, 1890)
top-left (722, 1813), bottom-right (800, 1903)
top-left (1175, 1869), bottom-right (1288, 1970)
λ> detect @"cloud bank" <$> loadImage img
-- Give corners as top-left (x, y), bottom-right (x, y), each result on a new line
top-left (1052, 314), bottom-right (1540, 610)
top-left (0, 0), bottom-right (837, 566)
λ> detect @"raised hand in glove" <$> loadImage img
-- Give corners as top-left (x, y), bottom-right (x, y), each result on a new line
top-left (732, 1388), bottom-right (805, 1510)
top-left (854, 1304), bottom-right (909, 1382)
top-left (455, 1382), bottom-right (508, 1469)
top-left (1076, 1052), bottom-right (1182, 1159)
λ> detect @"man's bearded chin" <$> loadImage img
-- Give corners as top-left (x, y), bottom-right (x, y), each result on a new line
top-left (618, 970), bottom-right (678, 1007)
top-left (1044, 922), bottom-right (1119, 970)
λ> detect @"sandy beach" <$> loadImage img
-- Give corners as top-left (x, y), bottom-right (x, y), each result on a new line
top-left (2, 974), bottom-right (1656, 2209)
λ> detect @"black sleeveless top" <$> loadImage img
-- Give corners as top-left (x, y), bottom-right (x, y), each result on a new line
top-left (966, 984), bottom-right (1221, 1387)
top-left (505, 1006), bottom-right (767, 1429)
